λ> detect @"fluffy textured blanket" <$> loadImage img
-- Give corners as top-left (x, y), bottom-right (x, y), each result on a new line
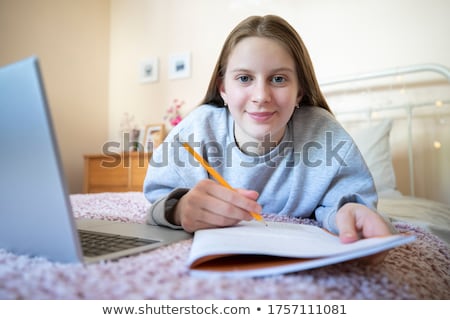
top-left (0, 192), bottom-right (448, 299)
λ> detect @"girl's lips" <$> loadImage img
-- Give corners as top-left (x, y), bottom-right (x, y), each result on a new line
top-left (247, 111), bottom-right (275, 122)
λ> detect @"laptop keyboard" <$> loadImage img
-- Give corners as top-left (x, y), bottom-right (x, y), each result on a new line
top-left (78, 230), bottom-right (159, 257)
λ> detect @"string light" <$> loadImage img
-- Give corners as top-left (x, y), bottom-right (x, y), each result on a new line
top-left (433, 99), bottom-right (445, 150)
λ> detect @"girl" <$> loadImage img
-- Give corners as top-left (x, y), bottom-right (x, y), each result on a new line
top-left (144, 15), bottom-right (393, 263)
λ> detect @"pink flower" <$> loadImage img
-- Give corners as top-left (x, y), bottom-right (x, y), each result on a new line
top-left (170, 115), bottom-right (182, 126)
top-left (165, 99), bottom-right (185, 127)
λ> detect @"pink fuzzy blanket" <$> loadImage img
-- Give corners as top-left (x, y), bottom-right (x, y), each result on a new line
top-left (0, 192), bottom-right (448, 299)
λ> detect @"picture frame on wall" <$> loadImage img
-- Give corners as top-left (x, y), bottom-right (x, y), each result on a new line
top-left (168, 52), bottom-right (191, 79)
top-left (140, 57), bottom-right (159, 83)
top-left (143, 123), bottom-right (166, 152)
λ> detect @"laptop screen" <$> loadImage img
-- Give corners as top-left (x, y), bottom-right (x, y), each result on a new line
top-left (0, 57), bottom-right (83, 262)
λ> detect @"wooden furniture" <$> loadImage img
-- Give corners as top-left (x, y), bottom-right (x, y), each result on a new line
top-left (83, 152), bottom-right (151, 193)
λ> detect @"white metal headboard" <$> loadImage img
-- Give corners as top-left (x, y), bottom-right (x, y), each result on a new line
top-left (320, 64), bottom-right (450, 196)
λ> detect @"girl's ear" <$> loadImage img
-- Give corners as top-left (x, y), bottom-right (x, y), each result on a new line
top-left (218, 80), bottom-right (227, 105)
top-left (296, 88), bottom-right (304, 106)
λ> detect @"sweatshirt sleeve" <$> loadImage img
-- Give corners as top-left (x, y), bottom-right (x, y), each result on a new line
top-left (143, 105), bottom-right (228, 230)
top-left (146, 188), bottom-right (189, 229)
top-left (143, 127), bottom-right (191, 229)
top-left (143, 109), bottom-right (210, 229)
top-left (313, 141), bottom-right (382, 234)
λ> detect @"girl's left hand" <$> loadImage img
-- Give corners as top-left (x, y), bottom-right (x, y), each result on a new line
top-left (335, 203), bottom-right (394, 264)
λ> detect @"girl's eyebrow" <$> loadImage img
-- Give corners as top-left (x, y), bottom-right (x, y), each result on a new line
top-left (229, 67), bottom-right (296, 74)
top-left (229, 68), bottom-right (252, 73)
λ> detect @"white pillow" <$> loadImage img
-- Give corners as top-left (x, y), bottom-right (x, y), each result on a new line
top-left (348, 119), bottom-right (397, 194)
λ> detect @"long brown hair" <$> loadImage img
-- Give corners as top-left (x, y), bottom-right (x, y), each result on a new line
top-left (201, 15), bottom-right (331, 113)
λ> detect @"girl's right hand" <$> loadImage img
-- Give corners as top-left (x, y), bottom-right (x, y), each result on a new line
top-left (173, 179), bottom-right (262, 233)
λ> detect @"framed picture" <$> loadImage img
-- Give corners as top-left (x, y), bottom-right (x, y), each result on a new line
top-left (143, 123), bottom-right (166, 152)
top-left (168, 52), bottom-right (191, 79)
top-left (140, 57), bottom-right (158, 83)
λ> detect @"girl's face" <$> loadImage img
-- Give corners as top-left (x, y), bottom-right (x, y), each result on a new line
top-left (220, 36), bottom-right (302, 146)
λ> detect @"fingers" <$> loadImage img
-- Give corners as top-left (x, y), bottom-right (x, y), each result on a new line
top-left (336, 203), bottom-right (394, 265)
top-left (335, 207), bottom-right (359, 244)
top-left (176, 180), bottom-right (262, 232)
top-left (336, 203), bottom-right (392, 240)
top-left (235, 188), bottom-right (259, 201)
top-left (198, 181), bottom-right (261, 218)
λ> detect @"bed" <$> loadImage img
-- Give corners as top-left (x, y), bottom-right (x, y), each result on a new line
top-left (1, 64), bottom-right (449, 300)
top-left (322, 63), bottom-right (450, 247)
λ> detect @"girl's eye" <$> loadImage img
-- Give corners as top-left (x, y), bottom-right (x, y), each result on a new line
top-left (238, 75), bottom-right (251, 83)
top-left (272, 76), bottom-right (286, 84)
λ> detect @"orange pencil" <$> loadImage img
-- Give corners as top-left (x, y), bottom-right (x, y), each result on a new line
top-left (181, 141), bottom-right (267, 225)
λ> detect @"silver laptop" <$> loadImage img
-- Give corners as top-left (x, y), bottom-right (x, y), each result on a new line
top-left (0, 57), bottom-right (191, 263)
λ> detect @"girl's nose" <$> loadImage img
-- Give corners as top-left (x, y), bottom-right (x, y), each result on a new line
top-left (251, 80), bottom-right (271, 105)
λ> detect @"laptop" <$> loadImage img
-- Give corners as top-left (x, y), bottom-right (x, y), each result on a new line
top-left (0, 56), bottom-right (191, 263)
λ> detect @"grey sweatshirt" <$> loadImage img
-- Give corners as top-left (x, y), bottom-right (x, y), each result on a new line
top-left (143, 104), bottom-right (378, 234)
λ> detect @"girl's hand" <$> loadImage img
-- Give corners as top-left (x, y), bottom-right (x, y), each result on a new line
top-left (336, 203), bottom-right (394, 264)
top-left (173, 179), bottom-right (262, 233)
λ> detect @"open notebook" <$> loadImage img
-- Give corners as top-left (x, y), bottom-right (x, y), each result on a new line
top-left (0, 57), bottom-right (191, 263)
top-left (187, 221), bottom-right (415, 278)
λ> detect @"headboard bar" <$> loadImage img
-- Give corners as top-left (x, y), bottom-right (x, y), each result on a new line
top-left (320, 64), bottom-right (450, 197)
top-left (320, 63), bottom-right (450, 87)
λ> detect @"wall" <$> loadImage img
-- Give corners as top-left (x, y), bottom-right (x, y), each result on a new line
top-left (109, 0), bottom-right (450, 135)
top-left (0, 0), bottom-right (110, 193)
top-left (109, 0), bottom-right (450, 204)
top-left (2, 0), bottom-right (449, 203)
